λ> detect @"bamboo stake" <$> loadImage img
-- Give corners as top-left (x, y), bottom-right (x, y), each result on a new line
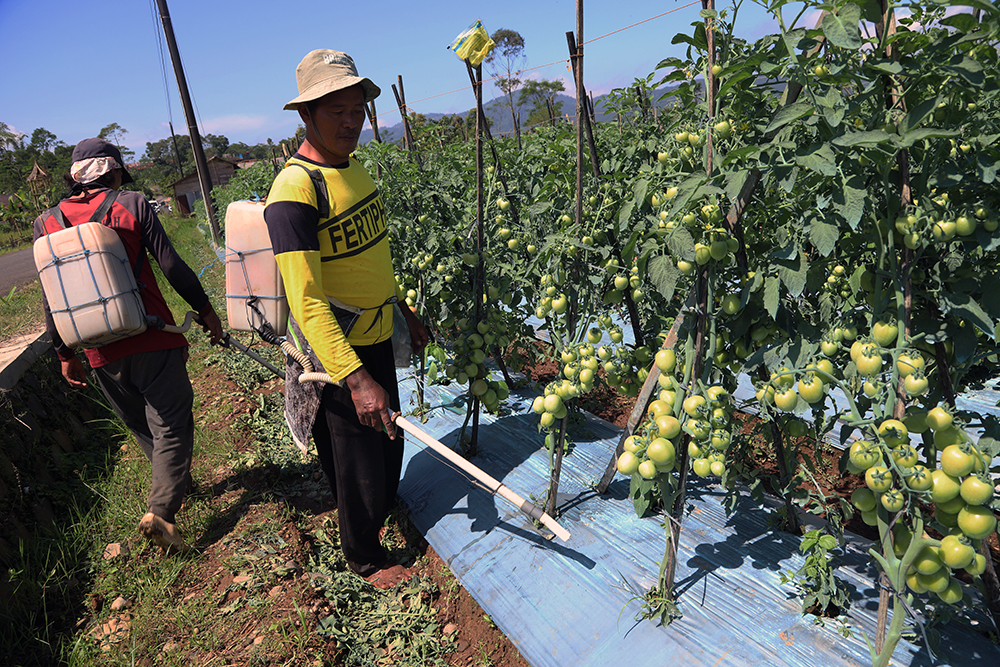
top-left (394, 415), bottom-right (571, 542)
top-left (566, 29), bottom-right (645, 349)
top-left (365, 100), bottom-right (382, 143)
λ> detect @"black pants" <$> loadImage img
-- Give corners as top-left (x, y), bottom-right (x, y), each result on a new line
top-left (94, 347), bottom-right (193, 524)
top-left (312, 339), bottom-right (403, 575)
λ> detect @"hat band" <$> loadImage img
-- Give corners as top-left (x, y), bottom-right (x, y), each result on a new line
top-left (71, 156), bottom-right (119, 184)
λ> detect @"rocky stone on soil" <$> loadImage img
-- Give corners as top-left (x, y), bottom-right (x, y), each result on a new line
top-left (103, 543), bottom-right (128, 560)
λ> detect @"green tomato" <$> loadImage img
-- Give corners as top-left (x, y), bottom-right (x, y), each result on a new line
top-left (905, 465), bottom-right (934, 492)
top-left (897, 351), bottom-right (925, 377)
top-left (957, 505), bottom-right (997, 539)
top-left (721, 294), bottom-right (741, 315)
top-left (655, 349), bottom-right (676, 373)
top-left (965, 553), bottom-right (988, 576)
top-left (939, 534), bottom-right (976, 569)
top-left (904, 373), bottom-right (929, 396)
top-left (891, 445), bottom-right (919, 469)
top-left (655, 415), bottom-right (681, 440)
top-left (851, 487), bottom-right (877, 513)
top-left (880, 488), bottom-right (906, 513)
top-left (917, 569), bottom-right (951, 594)
top-left (637, 459), bottom-right (659, 480)
top-left (926, 406), bottom-right (954, 432)
top-left (849, 441), bottom-right (880, 470)
top-left (865, 465), bottom-right (893, 493)
top-left (878, 419), bottom-right (909, 447)
top-left (618, 451), bottom-right (641, 475)
top-left (856, 351), bottom-right (883, 376)
top-left (936, 578), bottom-right (965, 605)
top-left (904, 410), bottom-right (928, 434)
top-left (797, 373), bottom-right (825, 403)
top-left (872, 320), bottom-right (899, 347)
top-left (930, 470), bottom-right (962, 503)
top-left (960, 475), bottom-right (996, 506)
top-left (646, 438), bottom-right (676, 466)
top-left (913, 545), bottom-right (944, 575)
top-left (683, 394), bottom-right (707, 417)
top-left (940, 444), bottom-right (977, 477)
top-left (774, 387), bottom-right (798, 412)
top-left (906, 570), bottom-right (928, 594)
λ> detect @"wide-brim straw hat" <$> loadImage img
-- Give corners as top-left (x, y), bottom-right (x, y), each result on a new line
top-left (284, 49), bottom-right (380, 110)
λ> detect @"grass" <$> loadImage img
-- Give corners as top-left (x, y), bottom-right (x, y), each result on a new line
top-left (0, 281), bottom-right (45, 341)
top-left (0, 225), bottom-right (32, 256)
top-left (0, 209), bottom-right (481, 666)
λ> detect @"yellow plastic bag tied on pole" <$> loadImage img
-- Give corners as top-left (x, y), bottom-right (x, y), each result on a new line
top-left (448, 20), bottom-right (495, 67)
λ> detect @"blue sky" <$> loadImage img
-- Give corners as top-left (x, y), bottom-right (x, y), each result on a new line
top-left (1, 0), bottom-right (786, 157)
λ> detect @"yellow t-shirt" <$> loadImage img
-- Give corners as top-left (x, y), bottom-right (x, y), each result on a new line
top-left (264, 155), bottom-right (395, 382)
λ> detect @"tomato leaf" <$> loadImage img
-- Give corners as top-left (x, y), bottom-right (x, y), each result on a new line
top-left (940, 291), bottom-right (995, 340)
top-left (928, 163), bottom-right (966, 190)
top-left (942, 55), bottom-right (985, 88)
top-left (808, 215), bottom-right (839, 257)
top-left (953, 322), bottom-right (978, 364)
top-left (722, 144), bottom-right (763, 168)
top-left (863, 58), bottom-right (904, 76)
top-left (763, 275), bottom-right (780, 319)
top-left (833, 174), bottom-right (866, 230)
top-left (821, 4), bottom-right (862, 49)
top-left (832, 130), bottom-right (891, 147)
top-left (976, 153), bottom-right (999, 185)
top-left (776, 252), bottom-right (808, 298)
top-left (899, 96), bottom-right (942, 134)
top-left (648, 255), bottom-right (680, 303)
top-left (629, 474), bottom-right (656, 517)
top-left (717, 69), bottom-right (755, 100)
top-left (894, 127), bottom-right (958, 149)
top-left (724, 169), bottom-right (752, 203)
top-left (765, 100), bottom-right (814, 134)
top-left (664, 226), bottom-right (696, 261)
top-left (795, 143), bottom-right (836, 176)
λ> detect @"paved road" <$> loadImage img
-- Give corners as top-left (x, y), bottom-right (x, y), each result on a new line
top-left (0, 247), bottom-right (37, 296)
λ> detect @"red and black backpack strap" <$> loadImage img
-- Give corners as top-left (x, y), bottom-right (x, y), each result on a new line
top-left (45, 189), bottom-right (121, 230)
top-left (40, 190), bottom-right (144, 281)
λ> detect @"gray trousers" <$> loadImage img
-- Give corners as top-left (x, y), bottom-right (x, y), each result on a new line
top-left (94, 347), bottom-right (194, 523)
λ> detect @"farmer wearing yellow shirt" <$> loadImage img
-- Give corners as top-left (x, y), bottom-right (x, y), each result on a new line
top-left (264, 49), bottom-right (428, 588)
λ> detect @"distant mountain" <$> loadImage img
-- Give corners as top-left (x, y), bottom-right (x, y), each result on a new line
top-left (359, 85), bottom-right (688, 145)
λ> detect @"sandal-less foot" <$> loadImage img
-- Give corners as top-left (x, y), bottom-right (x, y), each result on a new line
top-left (138, 512), bottom-right (191, 555)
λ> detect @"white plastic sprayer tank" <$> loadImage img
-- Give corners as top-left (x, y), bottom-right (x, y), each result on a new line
top-left (224, 200), bottom-right (288, 336)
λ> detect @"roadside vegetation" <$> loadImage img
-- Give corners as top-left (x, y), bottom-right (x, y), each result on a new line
top-left (1, 212), bottom-right (523, 667)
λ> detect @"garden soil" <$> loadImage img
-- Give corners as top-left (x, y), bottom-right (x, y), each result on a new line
top-left (148, 359), bottom-right (534, 666)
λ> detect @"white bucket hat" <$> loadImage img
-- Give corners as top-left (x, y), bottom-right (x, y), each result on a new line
top-left (283, 49), bottom-right (380, 110)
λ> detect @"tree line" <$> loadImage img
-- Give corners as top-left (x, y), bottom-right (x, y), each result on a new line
top-left (0, 120), bottom-right (302, 239)
top-left (1, 27), bottom-right (567, 240)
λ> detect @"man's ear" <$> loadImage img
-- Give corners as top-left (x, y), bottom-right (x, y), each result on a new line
top-left (298, 106), bottom-right (311, 124)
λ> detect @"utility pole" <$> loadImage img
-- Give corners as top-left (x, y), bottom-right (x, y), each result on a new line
top-left (168, 122), bottom-right (183, 175)
top-left (155, 0), bottom-right (221, 244)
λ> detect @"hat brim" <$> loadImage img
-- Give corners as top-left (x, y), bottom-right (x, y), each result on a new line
top-left (119, 167), bottom-right (134, 185)
top-left (284, 77), bottom-right (380, 111)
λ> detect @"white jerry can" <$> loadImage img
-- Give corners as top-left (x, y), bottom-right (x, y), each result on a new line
top-left (34, 222), bottom-right (148, 348)
top-left (225, 200), bottom-right (288, 336)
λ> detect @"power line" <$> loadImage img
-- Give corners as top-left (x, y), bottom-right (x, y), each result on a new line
top-left (375, 2), bottom-right (702, 123)
top-left (148, 0), bottom-right (174, 128)
top-left (581, 1), bottom-right (702, 46)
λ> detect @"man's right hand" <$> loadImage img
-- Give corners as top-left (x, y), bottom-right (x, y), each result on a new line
top-left (61, 357), bottom-right (88, 389)
top-left (345, 366), bottom-right (397, 439)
